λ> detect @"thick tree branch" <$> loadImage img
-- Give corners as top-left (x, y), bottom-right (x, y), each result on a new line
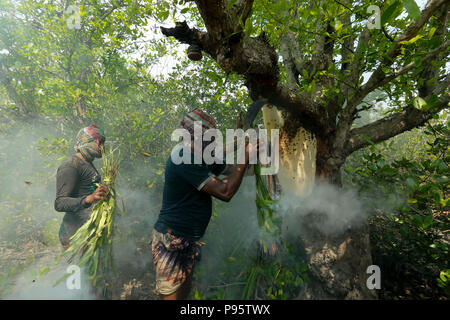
top-left (397, 0), bottom-right (447, 42)
top-left (345, 95), bottom-right (449, 154)
top-left (311, 15), bottom-right (334, 74)
top-left (279, 2), bottom-right (306, 89)
top-left (280, 35), bottom-right (300, 90)
top-left (433, 73), bottom-right (450, 95)
top-left (194, 0), bottom-right (254, 41)
top-left (282, 31), bottom-right (310, 78)
top-left (345, 28), bottom-right (370, 93)
top-left (418, 2), bottom-right (448, 97)
top-left (161, 21), bottom-right (216, 59)
top-left (160, 21), bottom-right (278, 78)
top-left (228, 0), bottom-right (254, 27)
top-left (161, 19), bottom-right (327, 134)
top-left (334, 27), bottom-right (370, 152)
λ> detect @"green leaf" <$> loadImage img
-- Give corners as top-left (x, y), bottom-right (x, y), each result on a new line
top-left (39, 266), bottom-right (50, 277)
top-left (160, 10), bottom-right (169, 21)
top-left (381, 166), bottom-right (397, 176)
top-left (302, 69), bottom-right (308, 78)
top-left (382, 66), bottom-right (391, 73)
top-left (428, 27), bottom-right (437, 39)
top-left (440, 270), bottom-right (450, 282)
top-left (402, 0), bottom-right (420, 20)
top-left (422, 215), bottom-right (434, 229)
top-left (412, 97), bottom-right (429, 111)
top-left (406, 35), bottom-right (422, 44)
top-left (53, 272), bottom-right (70, 288)
top-left (381, 1), bottom-right (402, 25)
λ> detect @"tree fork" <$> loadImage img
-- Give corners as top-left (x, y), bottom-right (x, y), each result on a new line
top-left (161, 21), bottom-right (327, 136)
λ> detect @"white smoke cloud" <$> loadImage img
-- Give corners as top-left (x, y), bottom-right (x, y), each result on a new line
top-left (0, 116), bottom-right (161, 299)
top-left (4, 262), bottom-right (95, 300)
top-left (278, 181), bottom-right (367, 236)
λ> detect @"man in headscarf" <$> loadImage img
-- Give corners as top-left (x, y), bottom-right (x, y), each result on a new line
top-left (151, 109), bottom-right (257, 300)
top-left (54, 124), bottom-right (108, 249)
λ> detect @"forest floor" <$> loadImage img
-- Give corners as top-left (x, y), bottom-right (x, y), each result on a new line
top-left (1, 230), bottom-right (447, 300)
top-left (0, 213), bottom-right (448, 299)
top-left (0, 235), bottom-right (159, 300)
top-left (109, 236), bottom-right (159, 300)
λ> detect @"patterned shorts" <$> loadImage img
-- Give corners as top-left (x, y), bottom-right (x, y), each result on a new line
top-left (151, 229), bottom-right (201, 296)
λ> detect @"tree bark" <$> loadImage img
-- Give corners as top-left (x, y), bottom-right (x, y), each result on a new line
top-left (298, 213), bottom-right (377, 299)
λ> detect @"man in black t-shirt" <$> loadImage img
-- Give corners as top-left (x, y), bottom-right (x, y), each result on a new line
top-left (152, 109), bottom-right (256, 300)
top-left (54, 124), bottom-right (108, 249)
top-left (154, 148), bottom-right (227, 240)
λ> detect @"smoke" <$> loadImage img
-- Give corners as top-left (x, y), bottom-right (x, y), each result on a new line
top-left (200, 178), bottom-right (371, 254)
top-left (4, 260), bottom-right (95, 300)
top-left (112, 185), bottom-right (160, 272)
top-left (192, 177), bottom-right (380, 297)
top-left (0, 117), bottom-right (92, 299)
top-left (278, 180), bottom-right (368, 236)
top-left (0, 116), bottom-right (162, 299)
top-left (0, 118), bottom-right (61, 255)
top-left (193, 178), bottom-right (260, 290)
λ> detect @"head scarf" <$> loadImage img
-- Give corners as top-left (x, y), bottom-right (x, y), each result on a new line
top-left (74, 124), bottom-right (105, 162)
top-left (180, 108), bottom-right (216, 134)
top-left (181, 109), bottom-right (217, 151)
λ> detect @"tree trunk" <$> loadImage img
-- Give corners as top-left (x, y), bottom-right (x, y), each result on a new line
top-left (298, 215), bottom-right (377, 299)
top-left (263, 105), bottom-right (378, 300)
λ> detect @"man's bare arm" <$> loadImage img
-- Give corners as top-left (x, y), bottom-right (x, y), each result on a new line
top-left (201, 164), bottom-right (248, 202)
top-left (202, 140), bottom-right (257, 201)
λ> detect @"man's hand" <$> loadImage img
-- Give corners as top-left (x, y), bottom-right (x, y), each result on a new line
top-left (85, 185), bottom-right (109, 204)
top-left (202, 139), bottom-right (260, 203)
